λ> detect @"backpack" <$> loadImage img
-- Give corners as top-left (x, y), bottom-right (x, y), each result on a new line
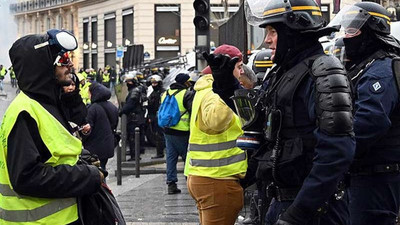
top-left (158, 89), bottom-right (187, 128)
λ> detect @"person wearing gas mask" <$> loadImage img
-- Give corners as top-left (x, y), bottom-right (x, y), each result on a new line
top-left (206, 0), bottom-right (356, 224)
top-left (0, 29), bottom-right (104, 225)
top-left (329, 2), bottom-right (400, 224)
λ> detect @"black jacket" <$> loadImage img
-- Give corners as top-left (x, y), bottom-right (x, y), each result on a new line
top-left (7, 34), bottom-right (101, 203)
top-left (83, 83), bottom-right (118, 159)
top-left (120, 84), bottom-right (147, 124)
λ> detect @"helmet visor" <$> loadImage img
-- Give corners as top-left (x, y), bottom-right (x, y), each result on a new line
top-left (245, 0), bottom-right (292, 27)
top-left (328, 5), bottom-right (371, 37)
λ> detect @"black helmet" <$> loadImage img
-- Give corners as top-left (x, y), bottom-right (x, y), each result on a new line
top-left (354, 2), bottom-right (391, 35)
top-left (252, 49), bottom-right (273, 82)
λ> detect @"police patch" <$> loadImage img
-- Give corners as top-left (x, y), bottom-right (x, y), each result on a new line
top-left (369, 81), bottom-right (384, 93)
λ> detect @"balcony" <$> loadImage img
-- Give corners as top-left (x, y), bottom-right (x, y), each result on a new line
top-left (9, 0), bottom-right (75, 14)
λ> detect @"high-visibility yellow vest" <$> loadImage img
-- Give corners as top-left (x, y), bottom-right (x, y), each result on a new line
top-left (10, 69), bottom-right (15, 79)
top-left (161, 89), bottom-right (190, 131)
top-left (102, 73), bottom-right (110, 83)
top-left (80, 82), bottom-right (91, 105)
top-left (0, 92), bottom-right (81, 225)
top-left (0, 68), bottom-right (6, 78)
top-left (184, 88), bottom-right (247, 178)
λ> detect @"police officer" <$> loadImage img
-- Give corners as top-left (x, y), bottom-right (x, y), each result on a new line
top-left (219, 0), bottom-right (355, 224)
top-left (252, 49), bottom-right (274, 87)
top-left (120, 72), bottom-right (147, 160)
top-left (329, 2), bottom-right (400, 224)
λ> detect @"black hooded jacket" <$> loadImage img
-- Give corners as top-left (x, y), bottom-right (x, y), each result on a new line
top-left (7, 34), bottom-right (101, 206)
top-left (83, 83), bottom-right (118, 159)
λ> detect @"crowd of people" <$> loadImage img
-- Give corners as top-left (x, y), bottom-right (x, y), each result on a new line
top-left (1, 1), bottom-right (400, 225)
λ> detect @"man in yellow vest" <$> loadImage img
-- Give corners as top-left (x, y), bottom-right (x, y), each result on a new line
top-left (0, 64), bottom-right (7, 92)
top-left (160, 73), bottom-right (194, 194)
top-left (1, 29), bottom-right (103, 225)
top-left (184, 44), bottom-right (248, 225)
top-left (9, 66), bottom-right (17, 88)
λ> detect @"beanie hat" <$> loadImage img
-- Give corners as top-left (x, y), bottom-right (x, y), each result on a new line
top-left (201, 44), bottom-right (243, 74)
top-left (175, 73), bottom-right (190, 84)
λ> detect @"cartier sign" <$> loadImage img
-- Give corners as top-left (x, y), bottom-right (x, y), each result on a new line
top-left (157, 36), bottom-right (180, 46)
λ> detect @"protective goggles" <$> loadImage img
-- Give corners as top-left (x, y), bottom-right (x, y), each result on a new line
top-left (34, 29), bottom-right (78, 66)
top-left (55, 52), bottom-right (72, 67)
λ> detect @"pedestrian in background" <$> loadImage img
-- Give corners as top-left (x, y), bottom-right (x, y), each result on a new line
top-left (60, 72), bottom-right (91, 136)
top-left (102, 65), bottom-right (111, 88)
top-left (162, 73), bottom-right (194, 194)
top-left (1, 29), bottom-right (103, 225)
top-left (331, 2), bottom-right (400, 225)
top-left (239, 64), bottom-right (257, 89)
top-left (147, 74), bottom-right (166, 159)
top-left (9, 66), bottom-right (17, 88)
top-left (185, 44), bottom-right (248, 225)
top-left (83, 82), bottom-right (118, 171)
top-left (0, 64), bottom-right (7, 92)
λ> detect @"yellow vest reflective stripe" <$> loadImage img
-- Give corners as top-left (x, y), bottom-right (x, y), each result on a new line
top-left (102, 73), bottom-right (110, 82)
top-left (0, 92), bottom-right (80, 224)
top-left (184, 88), bottom-right (247, 178)
top-left (80, 82), bottom-right (91, 105)
top-left (161, 89), bottom-right (190, 131)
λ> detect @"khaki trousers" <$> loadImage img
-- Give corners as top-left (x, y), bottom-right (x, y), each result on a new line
top-left (187, 175), bottom-right (244, 225)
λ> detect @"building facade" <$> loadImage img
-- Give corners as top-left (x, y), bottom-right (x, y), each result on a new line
top-left (10, 0), bottom-right (400, 70)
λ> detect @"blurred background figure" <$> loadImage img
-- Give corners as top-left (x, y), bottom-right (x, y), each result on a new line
top-left (83, 82), bottom-right (118, 171)
top-left (239, 64), bottom-right (257, 89)
top-left (9, 66), bottom-right (16, 88)
top-left (147, 74), bottom-right (166, 159)
top-left (251, 49), bottom-right (274, 87)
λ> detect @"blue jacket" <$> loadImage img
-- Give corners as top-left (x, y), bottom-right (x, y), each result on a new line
top-left (353, 57), bottom-right (400, 165)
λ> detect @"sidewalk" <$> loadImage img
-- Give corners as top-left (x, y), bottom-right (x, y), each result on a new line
top-left (106, 146), bottom-right (199, 224)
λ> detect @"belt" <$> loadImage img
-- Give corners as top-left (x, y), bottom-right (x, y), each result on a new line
top-left (266, 184), bottom-right (300, 201)
top-left (350, 163), bottom-right (400, 176)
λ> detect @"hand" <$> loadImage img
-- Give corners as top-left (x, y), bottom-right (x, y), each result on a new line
top-left (81, 124), bottom-right (91, 134)
top-left (202, 52), bottom-right (239, 87)
top-left (99, 170), bottom-right (104, 181)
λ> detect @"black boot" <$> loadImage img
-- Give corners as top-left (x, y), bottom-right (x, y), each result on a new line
top-left (168, 182), bottom-right (181, 195)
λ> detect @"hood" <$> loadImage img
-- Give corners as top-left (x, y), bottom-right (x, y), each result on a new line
top-left (194, 74), bottom-right (213, 92)
top-left (9, 34), bottom-right (61, 105)
top-left (169, 82), bottom-right (187, 90)
top-left (89, 82), bottom-right (111, 103)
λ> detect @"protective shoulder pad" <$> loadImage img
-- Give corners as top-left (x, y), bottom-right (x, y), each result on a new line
top-left (312, 55), bottom-right (354, 136)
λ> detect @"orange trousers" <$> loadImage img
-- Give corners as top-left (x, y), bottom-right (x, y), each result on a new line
top-left (187, 175), bottom-right (244, 225)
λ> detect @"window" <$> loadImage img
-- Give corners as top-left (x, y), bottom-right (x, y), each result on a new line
top-left (155, 5), bottom-right (181, 59)
top-left (83, 18), bottom-right (89, 43)
top-left (91, 17), bottom-right (98, 43)
top-left (104, 13), bottom-right (116, 49)
top-left (122, 8), bottom-right (133, 46)
top-left (58, 15), bottom-right (63, 29)
top-left (83, 53), bottom-right (89, 70)
top-left (105, 53), bottom-right (116, 68)
top-left (91, 54), bottom-right (98, 70)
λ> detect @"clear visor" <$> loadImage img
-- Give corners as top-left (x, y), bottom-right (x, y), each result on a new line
top-left (328, 5), bottom-right (371, 37)
top-left (232, 89), bottom-right (259, 129)
top-left (245, 0), bottom-right (292, 27)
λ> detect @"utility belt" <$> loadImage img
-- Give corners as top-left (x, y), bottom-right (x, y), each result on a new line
top-left (266, 180), bottom-right (347, 202)
top-left (350, 163), bottom-right (400, 176)
top-left (266, 184), bottom-right (300, 201)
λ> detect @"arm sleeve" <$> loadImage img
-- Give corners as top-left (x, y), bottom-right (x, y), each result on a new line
top-left (121, 90), bottom-right (139, 115)
top-left (7, 112), bottom-right (101, 198)
top-left (353, 61), bottom-right (399, 155)
top-left (289, 78), bottom-right (355, 220)
top-left (200, 92), bottom-right (234, 134)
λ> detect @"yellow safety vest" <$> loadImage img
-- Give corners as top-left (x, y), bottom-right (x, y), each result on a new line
top-left (160, 89), bottom-right (190, 131)
top-left (102, 73), bottom-right (110, 83)
top-left (184, 88), bottom-right (247, 178)
top-left (0, 92), bottom-right (81, 225)
top-left (80, 82), bottom-right (91, 105)
top-left (0, 68), bottom-right (6, 78)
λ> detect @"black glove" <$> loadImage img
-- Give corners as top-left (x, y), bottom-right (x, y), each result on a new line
top-left (202, 52), bottom-right (239, 89)
top-left (275, 219), bottom-right (294, 225)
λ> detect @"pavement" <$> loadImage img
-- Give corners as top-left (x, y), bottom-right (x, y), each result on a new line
top-left (0, 79), bottom-right (253, 224)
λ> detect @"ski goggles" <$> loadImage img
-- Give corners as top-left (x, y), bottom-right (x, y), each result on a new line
top-left (34, 29), bottom-right (78, 66)
top-left (55, 52), bottom-right (72, 67)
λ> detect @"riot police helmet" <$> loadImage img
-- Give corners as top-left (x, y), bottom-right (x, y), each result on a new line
top-left (252, 49), bottom-right (273, 83)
